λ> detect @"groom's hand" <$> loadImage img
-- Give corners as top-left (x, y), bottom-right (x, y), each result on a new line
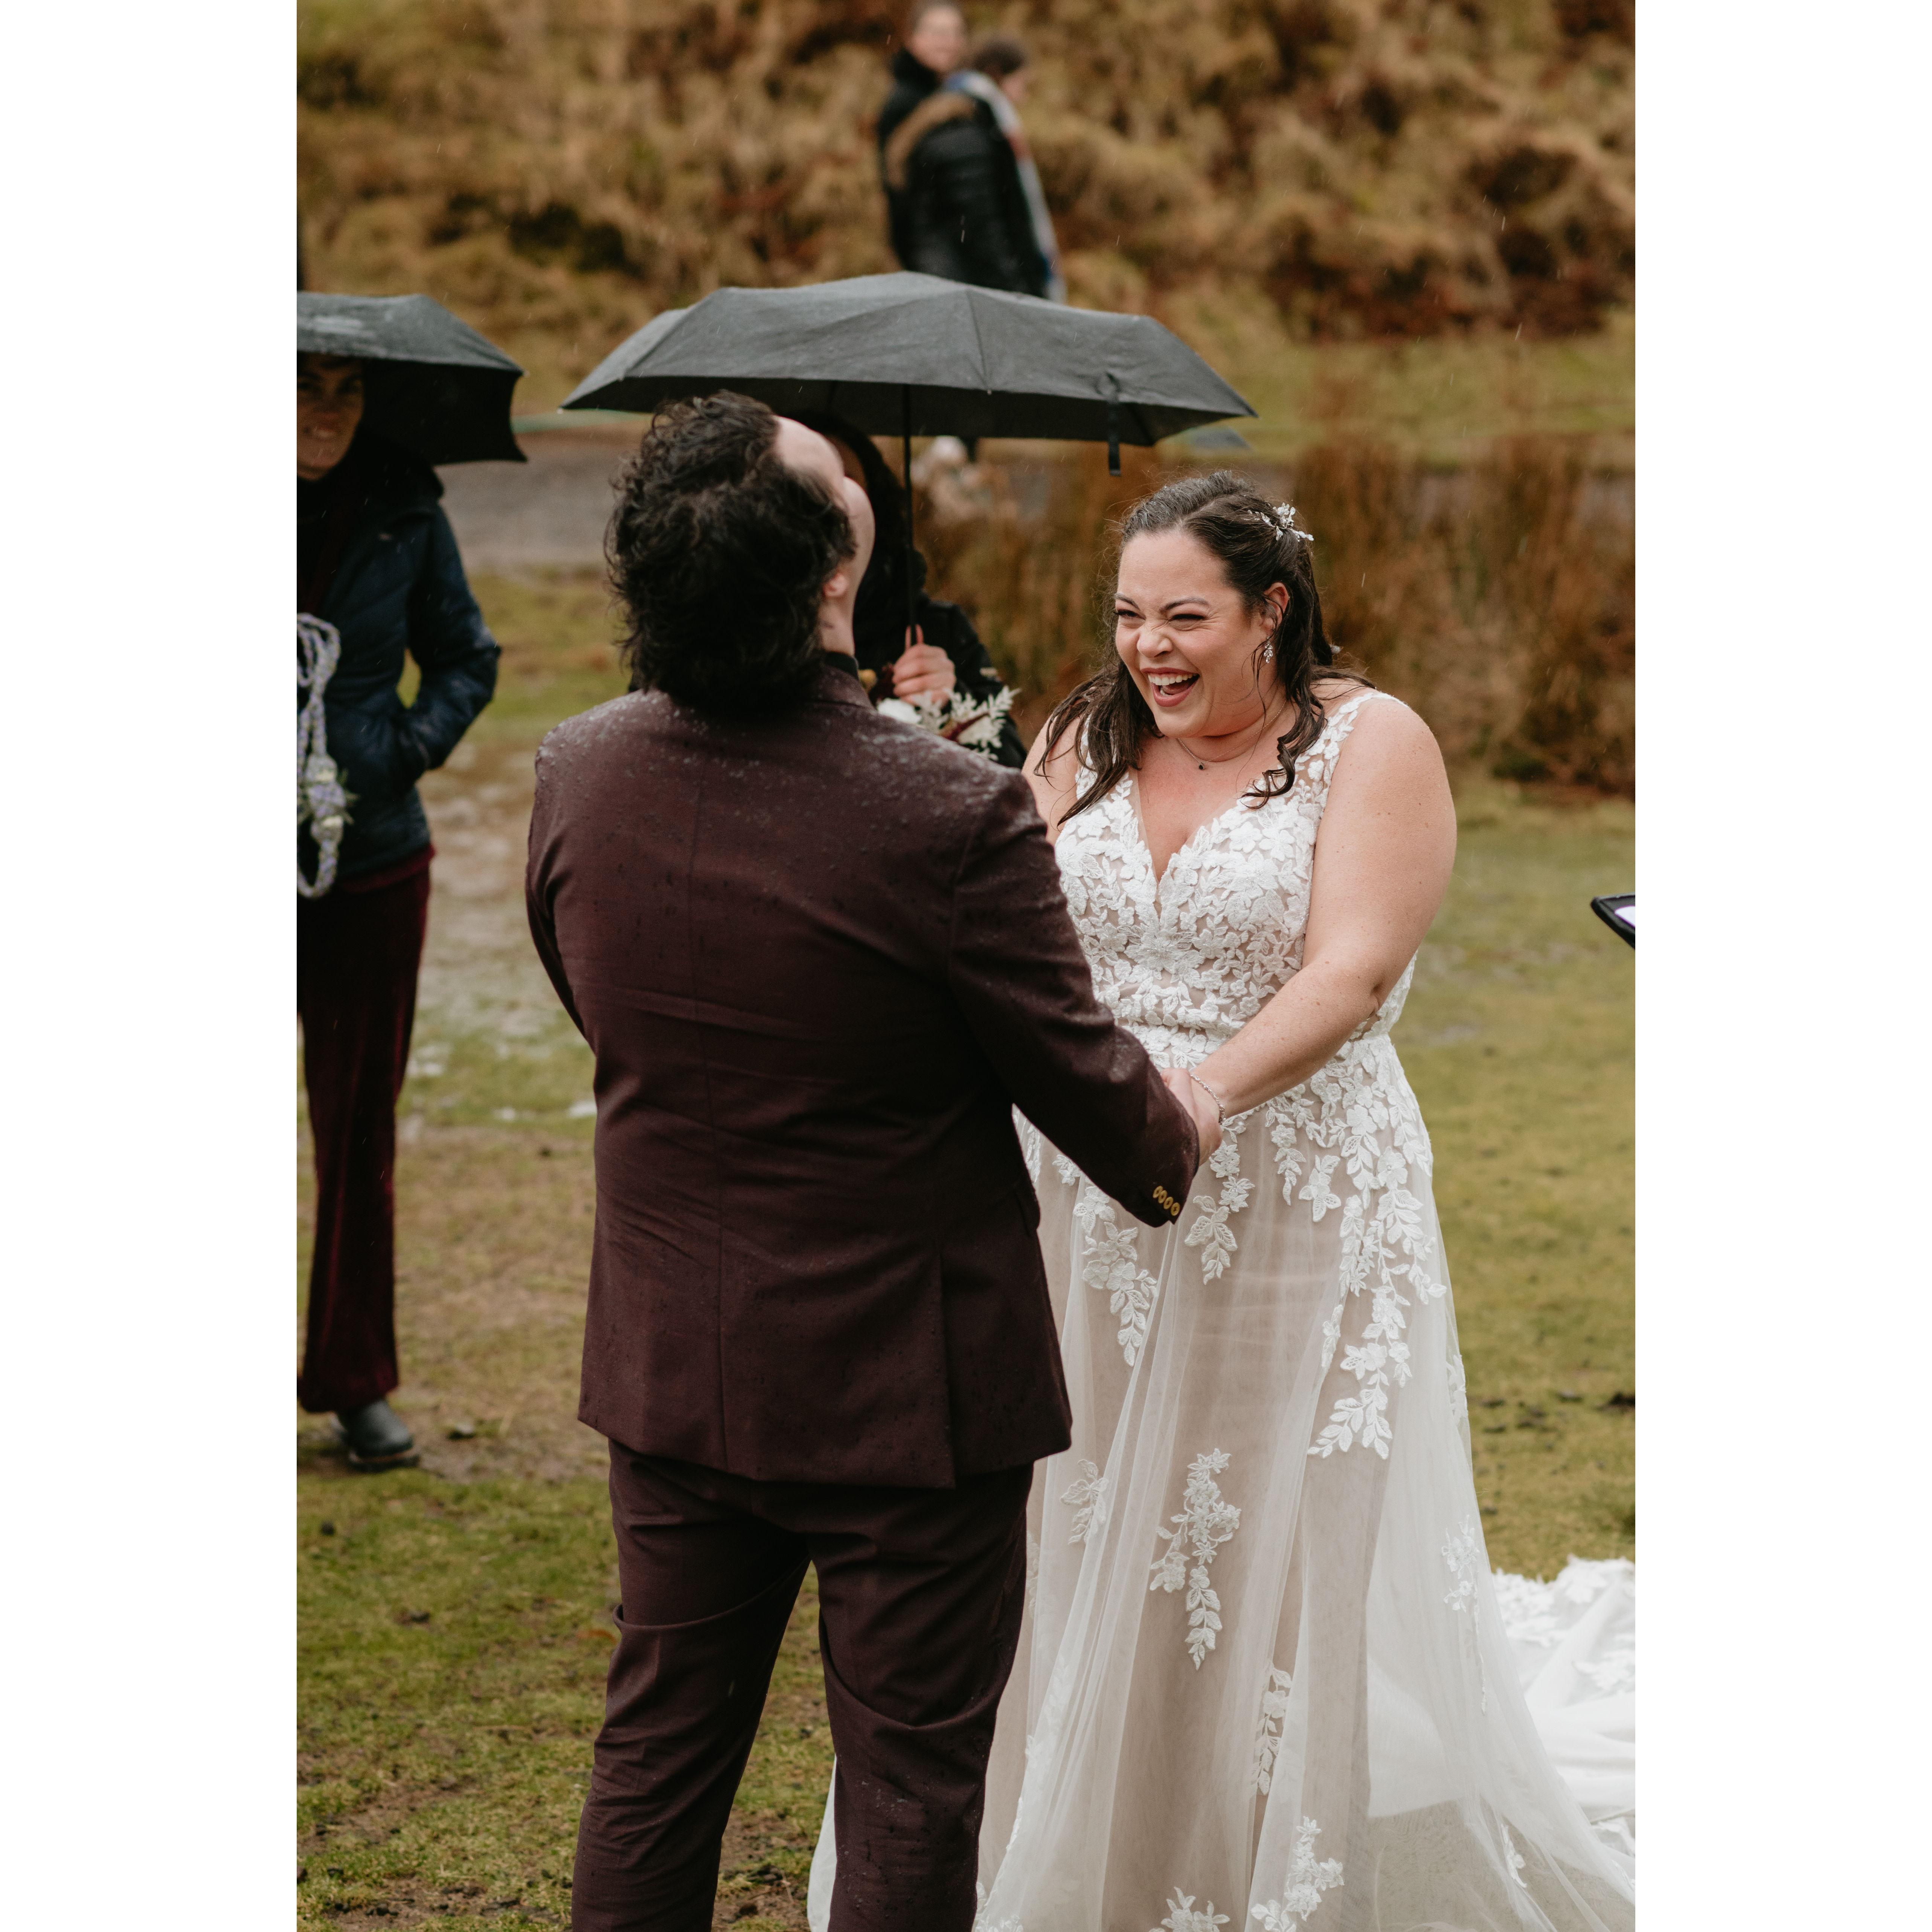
top-left (1162, 1066), bottom-right (1223, 1165)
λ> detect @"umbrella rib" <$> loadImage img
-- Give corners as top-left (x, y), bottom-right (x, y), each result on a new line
top-left (965, 290), bottom-right (993, 406)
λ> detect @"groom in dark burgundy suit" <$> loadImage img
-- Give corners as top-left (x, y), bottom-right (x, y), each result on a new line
top-left (527, 393), bottom-right (1201, 1932)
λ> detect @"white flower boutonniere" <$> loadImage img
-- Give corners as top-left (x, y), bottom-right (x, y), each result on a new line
top-left (877, 684), bottom-right (1016, 759)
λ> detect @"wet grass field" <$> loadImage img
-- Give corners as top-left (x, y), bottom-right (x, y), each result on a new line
top-left (298, 575), bottom-right (1632, 1930)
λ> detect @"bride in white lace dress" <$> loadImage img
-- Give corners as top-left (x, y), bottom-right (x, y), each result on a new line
top-left (812, 472), bottom-right (1633, 1932)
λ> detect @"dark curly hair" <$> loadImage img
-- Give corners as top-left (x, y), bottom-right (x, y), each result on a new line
top-left (607, 391), bottom-right (854, 715)
top-left (1039, 469), bottom-right (1368, 821)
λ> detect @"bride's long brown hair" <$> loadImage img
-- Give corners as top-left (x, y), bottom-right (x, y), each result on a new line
top-left (1039, 470), bottom-right (1369, 822)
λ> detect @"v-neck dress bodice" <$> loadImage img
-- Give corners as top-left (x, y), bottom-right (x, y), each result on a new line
top-left (1055, 692), bottom-right (1415, 1070)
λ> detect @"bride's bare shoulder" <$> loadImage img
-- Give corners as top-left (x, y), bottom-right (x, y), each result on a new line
top-left (1319, 687), bottom-right (1449, 813)
top-left (1317, 683), bottom-right (1430, 745)
top-left (1312, 676), bottom-right (1395, 712)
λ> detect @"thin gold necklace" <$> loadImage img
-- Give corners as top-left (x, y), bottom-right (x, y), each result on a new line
top-left (1174, 711), bottom-right (1282, 772)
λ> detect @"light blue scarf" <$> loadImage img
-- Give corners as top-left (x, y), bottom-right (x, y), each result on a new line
top-left (946, 69), bottom-right (1066, 303)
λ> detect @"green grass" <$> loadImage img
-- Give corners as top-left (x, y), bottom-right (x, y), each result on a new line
top-left (301, 575), bottom-right (1631, 1926)
top-left (297, 1477), bottom-right (608, 1928)
top-left (1401, 778), bottom-right (1635, 1577)
top-left (297, 1475), bottom-right (830, 1928)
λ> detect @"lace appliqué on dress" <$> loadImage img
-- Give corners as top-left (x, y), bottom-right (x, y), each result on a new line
top-left (1492, 1557), bottom-right (1635, 1697)
top-left (1061, 1459), bottom-right (1111, 1544)
top-left (1491, 1555), bottom-right (1629, 1647)
top-left (1441, 1516), bottom-right (1491, 1710)
top-left (1443, 1517), bottom-right (1482, 1617)
top-left (1150, 1449), bottom-right (1241, 1667)
top-left (1287, 1054), bottom-right (1443, 1462)
top-left (1074, 1179), bottom-right (1162, 1366)
top-left (1501, 1824), bottom-right (1528, 1888)
top-left (1577, 1648), bottom-right (1636, 1694)
top-left (1015, 1113), bottom-right (1044, 1185)
top-left (1251, 1665), bottom-right (1293, 1793)
top-left (1250, 1816), bottom-right (1345, 1927)
top-left (1154, 1890), bottom-right (1231, 1932)
top-left (1184, 1129), bottom-right (1256, 1279)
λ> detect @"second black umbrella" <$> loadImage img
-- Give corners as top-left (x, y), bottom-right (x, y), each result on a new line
top-left (299, 292), bottom-right (525, 467)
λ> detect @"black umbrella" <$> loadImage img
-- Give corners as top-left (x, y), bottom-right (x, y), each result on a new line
top-left (298, 292), bottom-right (525, 465)
top-left (561, 273), bottom-right (1256, 645)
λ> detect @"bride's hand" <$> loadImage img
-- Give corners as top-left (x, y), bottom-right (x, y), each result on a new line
top-left (1162, 1065), bottom-right (1223, 1164)
top-left (891, 630), bottom-right (957, 700)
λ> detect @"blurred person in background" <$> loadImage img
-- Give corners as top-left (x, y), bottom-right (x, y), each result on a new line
top-left (793, 409), bottom-right (1027, 767)
top-left (878, 1), bottom-right (968, 272)
top-left (881, 8), bottom-right (1046, 297)
top-left (948, 35), bottom-right (1064, 302)
top-left (297, 352), bottom-right (499, 1470)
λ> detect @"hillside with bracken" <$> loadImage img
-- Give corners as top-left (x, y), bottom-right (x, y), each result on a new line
top-left (297, 0), bottom-right (1633, 401)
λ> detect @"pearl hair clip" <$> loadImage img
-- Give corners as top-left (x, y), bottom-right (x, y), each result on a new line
top-left (1272, 501), bottom-right (1314, 544)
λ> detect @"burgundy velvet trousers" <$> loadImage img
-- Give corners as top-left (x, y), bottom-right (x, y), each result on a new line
top-left (572, 1444), bottom-right (1032, 1932)
top-left (296, 865), bottom-right (431, 1414)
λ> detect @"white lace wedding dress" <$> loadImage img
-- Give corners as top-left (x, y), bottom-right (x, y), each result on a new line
top-left (811, 692), bottom-right (1634, 1932)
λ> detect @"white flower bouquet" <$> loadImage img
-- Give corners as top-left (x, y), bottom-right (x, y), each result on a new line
top-left (876, 684), bottom-right (1016, 759)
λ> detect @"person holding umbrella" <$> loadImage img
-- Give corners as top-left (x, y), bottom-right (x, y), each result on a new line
top-left (791, 409), bottom-right (1026, 767)
top-left (297, 300), bottom-right (509, 1469)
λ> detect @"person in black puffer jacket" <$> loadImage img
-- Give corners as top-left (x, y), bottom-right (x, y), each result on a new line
top-left (793, 410), bottom-right (1027, 769)
top-left (877, 3), bottom-right (968, 270)
top-left (881, 23), bottom-right (1048, 296)
top-left (297, 351), bottom-right (499, 1468)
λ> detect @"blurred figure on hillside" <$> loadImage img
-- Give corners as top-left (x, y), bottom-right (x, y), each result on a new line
top-left (297, 352), bottom-right (499, 1471)
top-left (948, 36), bottom-right (1064, 302)
top-left (878, 2), bottom-right (968, 272)
top-left (880, 8), bottom-right (1046, 297)
top-left (793, 409), bottom-right (1027, 767)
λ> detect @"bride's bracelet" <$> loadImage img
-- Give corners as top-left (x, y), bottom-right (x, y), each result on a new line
top-left (1185, 1067), bottom-right (1229, 1130)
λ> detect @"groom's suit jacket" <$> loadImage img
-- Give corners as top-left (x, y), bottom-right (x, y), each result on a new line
top-left (527, 655), bottom-right (1198, 1488)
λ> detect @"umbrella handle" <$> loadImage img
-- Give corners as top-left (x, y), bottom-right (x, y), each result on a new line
top-left (1104, 372), bottom-right (1122, 477)
top-left (903, 386), bottom-right (917, 658)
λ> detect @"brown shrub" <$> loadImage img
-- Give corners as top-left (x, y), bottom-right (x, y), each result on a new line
top-left (297, 0), bottom-right (1634, 380)
top-left (1554, 0), bottom-right (1636, 49)
top-left (915, 437), bottom-right (1632, 792)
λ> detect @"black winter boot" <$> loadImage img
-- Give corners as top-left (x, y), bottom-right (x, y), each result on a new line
top-left (335, 1399), bottom-right (419, 1470)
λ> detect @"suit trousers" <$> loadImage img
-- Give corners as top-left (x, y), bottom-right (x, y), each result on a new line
top-left (572, 1444), bottom-right (1033, 1932)
top-left (296, 865), bottom-right (430, 1413)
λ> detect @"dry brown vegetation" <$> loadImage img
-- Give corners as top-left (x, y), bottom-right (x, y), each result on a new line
top-left (923, 435), bottom-right (1632, 791)
top-left (298, 0), bottom-right (1633, 398)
